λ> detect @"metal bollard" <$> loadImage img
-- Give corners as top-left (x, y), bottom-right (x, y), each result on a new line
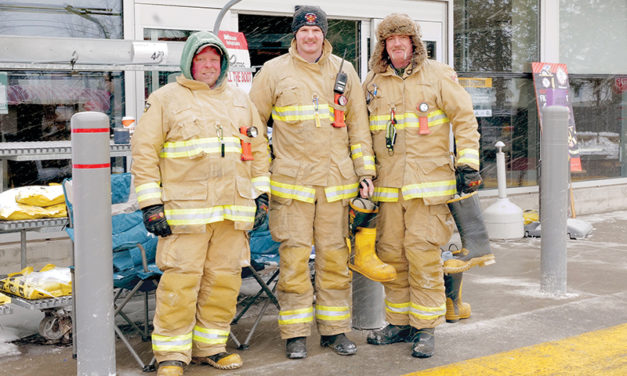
top-left (352, 273), bottom-right (385, 330)
top-left (540, 106), bottom-right (569, 295)
top-left (71, 112), bottom-right (116, 375)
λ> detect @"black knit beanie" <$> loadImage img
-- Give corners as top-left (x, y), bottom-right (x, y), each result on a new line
top-left (291, 5), bottom-right (328, 36)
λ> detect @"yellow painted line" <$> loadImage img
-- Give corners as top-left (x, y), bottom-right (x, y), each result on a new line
top-left (405, 323), bottom-right (627, 376)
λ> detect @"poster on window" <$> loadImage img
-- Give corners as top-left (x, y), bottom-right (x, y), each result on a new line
top-left (219, 31), bottom-right (254, 93)
top-left (531, 62), bottom-right (582, 172)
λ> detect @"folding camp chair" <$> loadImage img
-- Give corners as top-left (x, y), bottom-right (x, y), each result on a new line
top-left (230, 216), bottom-right (281, 350)
top-left (64, 172), bottom-right (160, 372)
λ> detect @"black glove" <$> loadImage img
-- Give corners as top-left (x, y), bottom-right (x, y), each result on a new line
top-left (455, 165), bottom-right (482, 195)
top-left (141, 204), bottom-right (172, 237)
top-left (252, 193), bottom-right (269, 231)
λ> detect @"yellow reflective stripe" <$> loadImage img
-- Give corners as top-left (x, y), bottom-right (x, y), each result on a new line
top-left (252, 176), bottom-right (270, 193)
top-left (192, 326), bottom-right (229, 345)
top-left (369, 110), bottom-right (449, 131)
top-left (165, 205), bottom-right (255, 225)
top-left (401, 180), bottom-right (456, 199)
top-left (457, 148), bottom-right (480, 166)
top-left (409, 302), bottom-right (446, 319)
top-left (385, 300), bottom-right (410, 314)
top-left (152, 332), bottom-right (193, 352)
top-left (278, 307), bottom-right (314, 325)
top-left (272, 104), bottom-right (333, 122)
top-left (350, 144), bottom-right (363, 159)
top-left (270, 180), bottom-right (315, 203)
top-left (136, 182), bottom-right (162, 203)
top-left (324, 183), bottom-right (359, 202)
top-left (160, 137), bottom-right (241, 158)
top-left (315, 305), bottom-right (350, 321)
top-left (363, 156), bottom-right (376, 170)
top-left (372, 187), bottom-right (399, 202)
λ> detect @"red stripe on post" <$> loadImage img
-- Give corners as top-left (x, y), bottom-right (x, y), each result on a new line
top-left (73, 163), bottom-right (111, 169)
top-left (72, 128), bottom-right (110, 133)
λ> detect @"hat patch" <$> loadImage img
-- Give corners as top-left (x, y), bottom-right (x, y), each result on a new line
top-left (305, 13), bottom-right (317, 24)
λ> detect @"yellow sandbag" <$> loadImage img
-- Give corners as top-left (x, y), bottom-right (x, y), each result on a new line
top-left (0, 264), bottom-right (72, 299)
top-left (523, 209), bottom-right (539, 225)
top-left (0, 188), bottom-right (67, 220)
top-left (15, 185), bottom-right (65, 207)
top-left (0, 292), bottom-right (10, 305)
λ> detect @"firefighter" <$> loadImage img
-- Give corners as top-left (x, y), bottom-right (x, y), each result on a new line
top-left (362, 13), bottom-right (482, 358)
top-left (132, 31), bottom-right (270, 375)
top-left (249, 5), bottom-right (375, 359)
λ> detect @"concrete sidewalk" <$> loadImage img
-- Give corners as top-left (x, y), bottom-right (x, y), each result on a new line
top-left (1, 210), bottom-right (626, 375)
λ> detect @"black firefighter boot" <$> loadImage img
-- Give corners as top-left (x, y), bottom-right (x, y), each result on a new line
top-left (410, 328), bottom-right (435, 358)
top-left (445, 272), bottom-right (471, 323)
top-left (286, 337), bottom-right (307, 359)
top-left (320, 333), bottom-right (357, 355)
top-left (367, 324), bottom-right (414, 345)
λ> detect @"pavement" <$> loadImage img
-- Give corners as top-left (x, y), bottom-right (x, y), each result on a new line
top-left (1, 210), bottom-right (627, 375)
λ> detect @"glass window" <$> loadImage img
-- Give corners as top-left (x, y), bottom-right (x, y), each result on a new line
top-left (0, 1), bottom-right (123, 39)
top-left (560, 0), bottom-right (627, 180)
top-left (454, 0), bottom-right (540, 188)
top-left (239, 14), bottom-right (362, 76)
top-left (0, 71), bottom-right (125, 186)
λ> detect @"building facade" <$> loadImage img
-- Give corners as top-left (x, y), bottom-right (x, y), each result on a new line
top-left (0, 1), bottom-right (625, 205)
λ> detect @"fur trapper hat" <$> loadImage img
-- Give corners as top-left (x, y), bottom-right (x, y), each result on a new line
top-left (369, 13), bottom-right (427, 74)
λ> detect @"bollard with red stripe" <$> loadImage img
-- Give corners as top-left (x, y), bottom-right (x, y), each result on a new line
top-left (71, 111), bottom-right (116, 374)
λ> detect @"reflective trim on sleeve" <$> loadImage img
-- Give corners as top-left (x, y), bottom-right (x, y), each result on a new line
top-left (278, 307), bottom-right (314, 325)
top-left (136, 182), bottom-right (162, 203)
top-left (252, 176), bottom-right (270, 193)
top-left (272, 104), bottom-right (333, 122)
top-left (192, 326), bottom-right (229, 345)
top-left (350, 144), bottom-right (363, 159)
top-left (270, 180), bottom-right (315, 203)
top-left (315, 305), bottom-right (350, 321)
top-left (160, 137), bottom-right (241, 158)
top-left (324, 183), bottom-right (359, 202)
top-left (401, 180), bottom-right (456, 199)
top-left (363, 156), bottom-right (376, 171)
top-left (409, 302), bottom-right (446, 320)
top-left (164, 205), bottom-right (255, 225)
top-left (372, 187), bottom-right (399, 202)
top-left (384, 300), bottom-right (410, 315)
top-left (457, 148), bottom-right (480, 166)
top-left (152, 332), bottom-right (193, 352)
top-left (369, 110), bottom-right (449, 132)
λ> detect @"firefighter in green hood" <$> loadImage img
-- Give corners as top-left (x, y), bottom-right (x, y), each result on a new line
top-left (132, 31), bottom-right (270, 375)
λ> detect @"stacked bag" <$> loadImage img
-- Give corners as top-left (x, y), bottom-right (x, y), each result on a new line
top-left (0, 185), bottom-right (67, 220)
top-left (0, 264), bottom-right (72, 299)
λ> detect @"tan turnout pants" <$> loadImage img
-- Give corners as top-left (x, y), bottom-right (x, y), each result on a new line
top-left (151, 220), bottom-right (248, 364)
top-left (269, 186), bottom-right (352, 339)
top-left (376, 196), bottom-right (453, 329)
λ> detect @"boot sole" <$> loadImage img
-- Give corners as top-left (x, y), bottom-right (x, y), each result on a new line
top-left (443, 254), bottom-right (496, 274)
top-left (349, 264), bottom-right (396, 282)
top-left (192, 357), bottom-right (242, 370)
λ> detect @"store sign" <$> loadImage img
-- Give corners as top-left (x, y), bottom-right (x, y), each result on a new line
top-left (615, 76), bottom-right (627, 93)
top-left (531, 62), bottom-right (582, 172)
top-left (219, 31), bottom-right (253, 93)
top-left (458, 77), bottom-right (494, 117)
top-left (0, 72), bottom-right (8, 115)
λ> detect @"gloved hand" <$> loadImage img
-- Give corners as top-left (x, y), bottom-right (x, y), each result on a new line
top-left (455, 165), bottom-right (482, 195)
top-left (252, 193), bottom-right (269, 231)
top-left (141, 204), bottom-right (172, 237)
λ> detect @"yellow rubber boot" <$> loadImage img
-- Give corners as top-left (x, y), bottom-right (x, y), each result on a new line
top-left (349, 227), bottom-right (397, 282)
top-left (444, 272), bottom-right (471, 323)
top-left (157, 360), bottom-right (185, 376)
top-left (192, 352), bottom-right (243, 370)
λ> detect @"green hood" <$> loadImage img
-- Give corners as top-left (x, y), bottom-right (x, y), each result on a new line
top-left (180, 31), bottom-right (230, 87)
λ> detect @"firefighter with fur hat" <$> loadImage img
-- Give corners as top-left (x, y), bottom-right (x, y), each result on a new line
top-left (132, 31), bottom-right (270, 375)
top-left (362, 13), bottom-right (485, 358)
top-left (250, 5), bottom-right (376, 359)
